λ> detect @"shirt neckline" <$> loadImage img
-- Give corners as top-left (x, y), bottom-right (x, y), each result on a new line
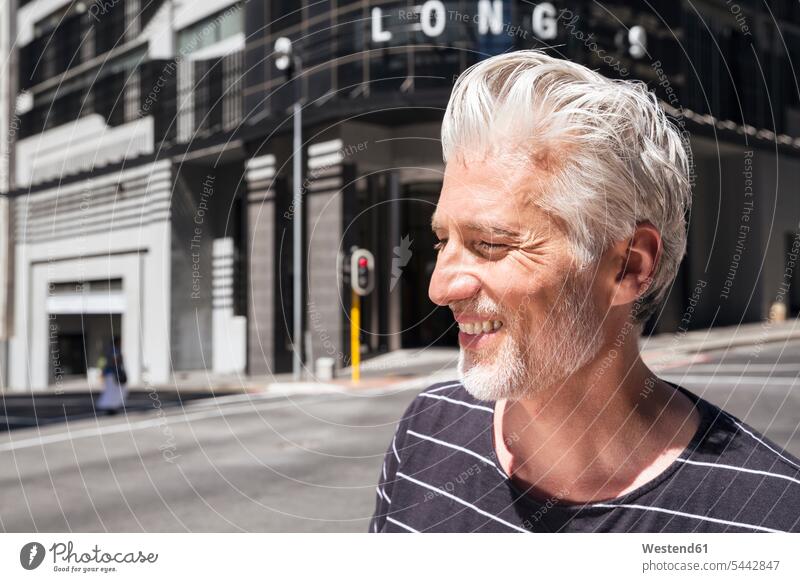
top-left (482, 381), bottom-right (716, 515)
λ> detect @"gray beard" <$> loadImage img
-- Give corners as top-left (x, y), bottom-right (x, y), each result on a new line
top-left (457, 274), bottom-right (603, 402)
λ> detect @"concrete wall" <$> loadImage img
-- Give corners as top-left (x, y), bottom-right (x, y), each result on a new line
top-left (681, 137), bottom-right (800, 330)
top-left (170, 162), bottom-right (242, 371)
top-left (246, 132), bottom-right (298, 377)
top-left (681, 138), bottom-right (763, 328)
top-left (305, 137), bottom-right (348, 371)
top-left (245, 154), bottom-right (277, 376)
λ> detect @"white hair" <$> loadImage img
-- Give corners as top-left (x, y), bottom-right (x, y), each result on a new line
top-left (441, 50), bottom-right (692, 322)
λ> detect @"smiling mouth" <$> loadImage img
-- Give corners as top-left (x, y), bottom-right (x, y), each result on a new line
top-left (457, 320), bottom-right (504, 335)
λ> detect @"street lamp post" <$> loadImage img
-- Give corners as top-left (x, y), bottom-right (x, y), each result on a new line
top-left (274, 37), bottom-right (304, 380)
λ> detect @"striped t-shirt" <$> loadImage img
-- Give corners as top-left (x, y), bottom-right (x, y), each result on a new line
top-left (370, 381), bottom-right (800, 532)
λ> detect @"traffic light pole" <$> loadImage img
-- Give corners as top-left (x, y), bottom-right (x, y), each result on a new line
top-left (349, 248), bottom-right (374, 383)
top-left (292, 98), bottom-right (302, 380)
top-left (350, 289), bottom-right (360, 383)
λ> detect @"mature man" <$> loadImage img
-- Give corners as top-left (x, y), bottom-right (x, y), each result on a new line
top-left (370, 51), bottom-right (800, 533)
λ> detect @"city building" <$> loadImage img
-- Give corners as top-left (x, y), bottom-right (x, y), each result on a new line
top-left (4, 0), bottom-right (800, 390)
top-left (0, 0), bottom-right (16, 388)
top-left (6, 0), bottom-right (247, 390)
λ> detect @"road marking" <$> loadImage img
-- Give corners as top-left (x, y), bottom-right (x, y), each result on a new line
top-left (180, 392), bottom-right (288, 409)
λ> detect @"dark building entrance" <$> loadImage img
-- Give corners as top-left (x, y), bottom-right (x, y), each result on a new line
top-left (48, 313), bottom-right (122, 382)
top-left (343, 174), bottom-right (457, 360)
top-left (398, 182), bottom-right (458, 349)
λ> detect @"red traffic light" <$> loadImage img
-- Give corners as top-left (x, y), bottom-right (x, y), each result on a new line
top-left (350, 248), bottom-right (375, 296)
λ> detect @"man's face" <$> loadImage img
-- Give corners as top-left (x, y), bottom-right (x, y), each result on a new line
top-left (429, 156), bottom-right (605, 401)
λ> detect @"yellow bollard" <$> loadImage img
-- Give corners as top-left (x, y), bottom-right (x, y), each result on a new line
top-left (351, 290), bottom-right (360, 383)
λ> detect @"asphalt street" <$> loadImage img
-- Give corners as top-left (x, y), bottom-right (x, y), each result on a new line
top-left (1, 339), bottom-right (799, 532)
top-left (0, 388), bottom-right (418, 532)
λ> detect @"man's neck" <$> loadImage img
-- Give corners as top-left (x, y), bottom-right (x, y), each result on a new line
top-left (492, 353), bottom-right (701, 504)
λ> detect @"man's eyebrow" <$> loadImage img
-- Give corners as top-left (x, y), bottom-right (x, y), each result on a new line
top-left (464, 222), bottom-right (521, 238)
top-left (430, 217), bottom-right (520, 238)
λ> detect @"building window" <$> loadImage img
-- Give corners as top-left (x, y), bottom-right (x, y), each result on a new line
top-left (93, 72), bottom-right (126, 126)
top-left (94, 1), bottom-right (126, 55)
top-left (177, 3), bottom-right (244, 55)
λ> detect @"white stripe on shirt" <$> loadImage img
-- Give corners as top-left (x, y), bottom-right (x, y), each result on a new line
top-left (387, 516), bottom-right (419, 532)
top-left (396, 471), bottom-right (528, 533)
top-left (407, 430), bottom-right (496, 467)
top-left (591, 502), bottom-right (784, 533)
top-left (725, 413), bottom-right (800, 471)
top-left (425, 382), bottom-right (462, 394)
top-left (419, 392), bottom-right (494, 413)
top-left (392, 435), bottom-right (401, 463)
top-left (677, 458), bottom-right (800, 486)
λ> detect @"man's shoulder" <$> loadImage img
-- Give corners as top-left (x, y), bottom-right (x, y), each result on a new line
top-left (692, 395), bottom-right (800, 474)
top-left (398, 380), bottom-right (494, 432)
top-left (684, 395), bottom-right (800, 530)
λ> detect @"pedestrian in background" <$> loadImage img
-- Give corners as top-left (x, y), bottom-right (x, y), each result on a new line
top-left (95, 337), bottom-right (128, 414)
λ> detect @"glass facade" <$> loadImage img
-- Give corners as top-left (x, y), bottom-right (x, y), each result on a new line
top-left (176, 2), bottom-right (245, 55)
top-left (238, 1), bottom-right (799, 141)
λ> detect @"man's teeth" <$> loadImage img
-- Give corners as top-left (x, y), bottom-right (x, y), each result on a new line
top-left (458, 320), bottom-right (503, 335)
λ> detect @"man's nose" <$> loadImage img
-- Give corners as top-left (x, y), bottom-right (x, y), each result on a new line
top-left (428, 248), bottom-right (481, 306)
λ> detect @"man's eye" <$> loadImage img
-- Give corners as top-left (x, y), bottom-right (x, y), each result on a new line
top-left (433, 239), bottom-right (447, 252)
top-left (476, 241), bottom-right (506, 251)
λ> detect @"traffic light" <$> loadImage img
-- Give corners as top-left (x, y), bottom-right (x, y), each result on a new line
top-left (350, 248), bottom-right (375, 296)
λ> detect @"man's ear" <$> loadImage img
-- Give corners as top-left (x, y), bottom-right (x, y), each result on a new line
top-left (608, 221), bottom-right (662, 308)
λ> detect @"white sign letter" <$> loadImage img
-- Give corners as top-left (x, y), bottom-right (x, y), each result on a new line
top-left (532, 2), bottom-right (557, 40)
top-left (371, 7), bottom-right (392, 42)
top-left (421, 1), bottom-right (446, 38)
top-left (478, 0), bottom-right (504, 35)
